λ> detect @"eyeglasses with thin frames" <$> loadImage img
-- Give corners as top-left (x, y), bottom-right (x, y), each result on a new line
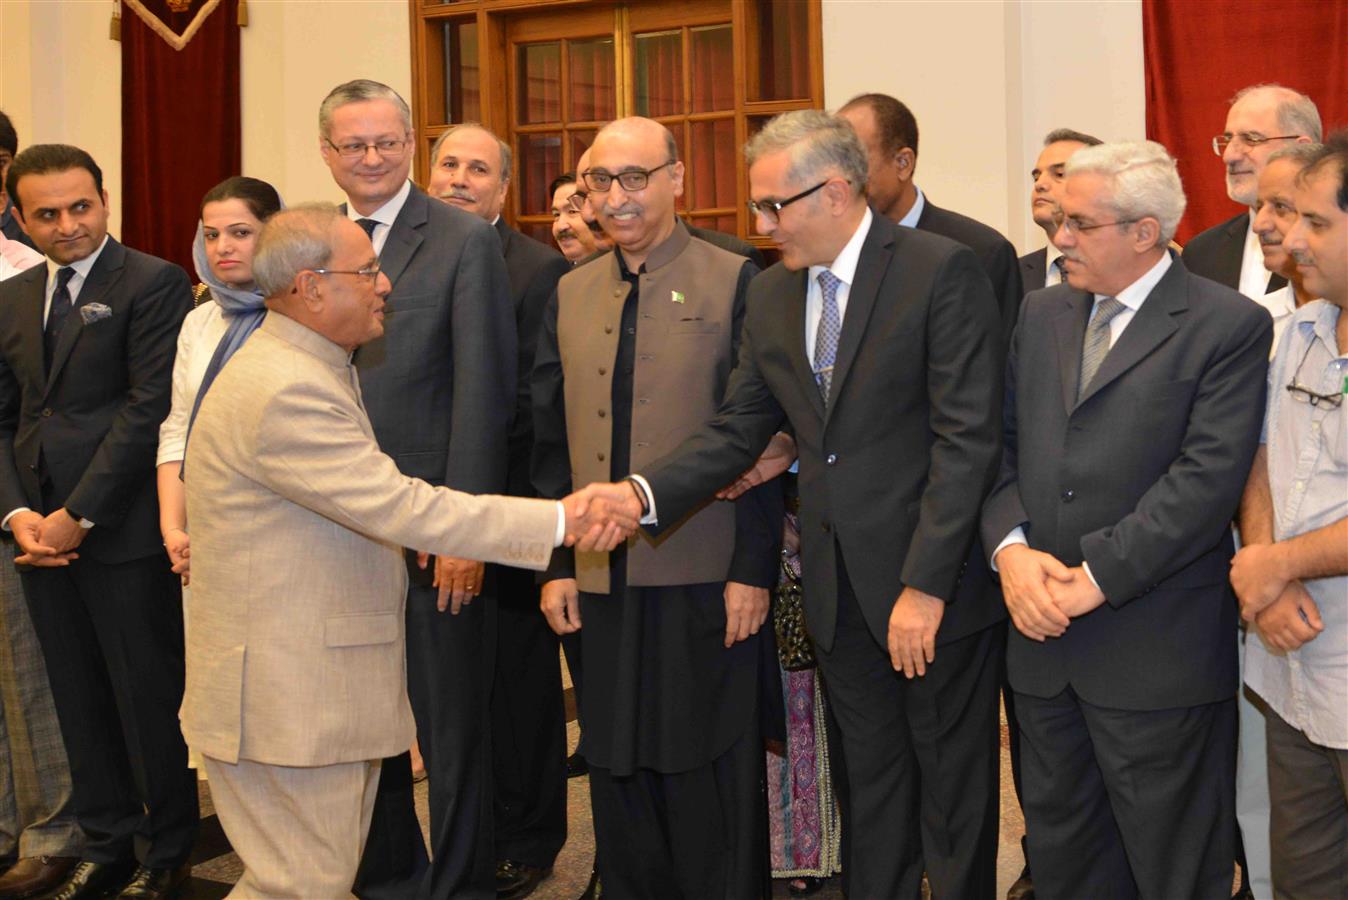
top-left (565, 190), bottom-right (589, 213)
top-left (311, 262), bottom-right (382, 283)
top-left (325, 138), bottom-right (410, 159)
top-left (747, 180), bottom-right (838, 226)
top-left (582, 162), bottom-right (675, 193)
top-left (1285, 339), bottom-right (1344, 409)
top-left (1211, 133), bottom-right (1301, 156)
top-left (1052, 213), bottom-right (1141, 236)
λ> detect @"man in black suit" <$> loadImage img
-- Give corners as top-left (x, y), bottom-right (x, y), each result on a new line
top-left (1020, 129), bottom-right (1102, 296)
top-left (601, 110), bottom-right (1005, 898)
top-left (983, 141), bottom-right (1271, 898)
top-left (0, 145), bottom-right (196, 899)
top-left (319, 81), bottom-right (517, 900)
top-left (0, 112), bottom-right (37, 251)
top-left (839, 93), bottom-right (1022, 339)
top-left (1183, 84), bottom-right (1320, 298)
top-left (427, 122), bottom-right (572, 900)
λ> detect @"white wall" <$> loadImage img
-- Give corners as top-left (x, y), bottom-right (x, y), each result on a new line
top-left (2, 0), bottom-right (1143, 255)
top-left (823, 0), bottom-right (1145, 253)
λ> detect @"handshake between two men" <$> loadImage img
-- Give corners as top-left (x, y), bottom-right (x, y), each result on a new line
top-left (560, 479), bottom-right (647, 552)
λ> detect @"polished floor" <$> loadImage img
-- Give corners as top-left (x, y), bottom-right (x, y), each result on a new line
top-left (180, 697), bottom-right (1030, 899)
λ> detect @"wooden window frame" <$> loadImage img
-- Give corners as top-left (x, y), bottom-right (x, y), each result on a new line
top-left (409, 0), bottom-right (823, 253)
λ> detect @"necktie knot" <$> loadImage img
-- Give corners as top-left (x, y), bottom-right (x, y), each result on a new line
top-left (817, 269), bottom-right (841, 299)
top-left (1092, 296), bottom-right (1126, 327)
top-left (356, 218), bottom-right (379, 239)
top-left (55, 266), bottom-right (76, 290)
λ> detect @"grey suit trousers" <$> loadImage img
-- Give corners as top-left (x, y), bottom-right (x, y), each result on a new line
top-left (0, 547), bottom-right (81, 859)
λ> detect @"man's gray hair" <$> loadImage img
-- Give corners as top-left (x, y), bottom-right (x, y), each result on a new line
top-left (429, 123), bottom-right (513, 182)
top-left (1064, 141), bottom-right (1187, 244)
top-left (745, 110), bottom-right (868, 193)
top-left (1267, 141), bottom-right (1325, 168)
top-left (319, 79), bottom-right (412, 138)
top-left (1231, 84), bottom-right (1322, 142)
top-left (253, 204), bottom-right (343, 298)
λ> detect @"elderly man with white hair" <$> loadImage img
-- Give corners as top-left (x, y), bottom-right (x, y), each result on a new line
top-left (982, 141), bottom-right (1273, 899)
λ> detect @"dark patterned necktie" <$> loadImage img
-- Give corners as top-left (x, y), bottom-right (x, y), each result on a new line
top-left (44, 267), bottom-right (76, 374)
top-left (1077, 296), bottom-right (1126, 401)
top-left (814, 270), bottom-right (842, 404)
top-left (357, 218), bottom-right (379, 245)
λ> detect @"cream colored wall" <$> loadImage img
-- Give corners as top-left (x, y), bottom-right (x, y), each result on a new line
top-left (823, 0), bottom-right (1145, 253)
top-left (1, 0), bottom-right (1142, 256)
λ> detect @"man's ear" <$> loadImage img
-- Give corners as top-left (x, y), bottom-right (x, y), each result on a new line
top-left (669, 160), bottom-right (686, 200)
top-left (296, 272), bottom-right (324, 311)
top-left (1133, 217), bottom-right (1161, 252)
top-left (895, 148), bottom-right (916, 183)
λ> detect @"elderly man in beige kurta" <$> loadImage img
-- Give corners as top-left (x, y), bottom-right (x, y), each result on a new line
top-left (179, 206), bottom-right (626, 899)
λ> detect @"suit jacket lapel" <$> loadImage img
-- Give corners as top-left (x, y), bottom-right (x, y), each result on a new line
top-left (1075, 261), bottom-right (1186, 409)
top-left (784, 268), bottom-right (824, 420)
top-left (1052, 290), bottom-right (1092, 415)
top-left (825, 219), bottom-right (892, 423)
top-left (46, 239), bottom-right (125, 396)
top-left (378, 186), bottom-right (427, 293)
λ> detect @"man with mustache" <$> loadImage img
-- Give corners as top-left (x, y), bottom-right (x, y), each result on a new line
top-left (427, 122), bottom-right (572, 900)
top-left (1183, 84), bottom-right (1321, 299)
top-left (531, 116), bottom-right (779, 897)
top-left (318, 80), bottom-right (516, 900)
top-left (1251, 144), bottom-right (1325, 346)
top-left (1232, 133), bottom-right (1348, 900)
top-left (549, 175), bottom-right (599, 264)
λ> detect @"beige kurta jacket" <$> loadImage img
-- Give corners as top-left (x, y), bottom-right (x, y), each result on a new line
top-left (180, 313), bottom-right (558, 766)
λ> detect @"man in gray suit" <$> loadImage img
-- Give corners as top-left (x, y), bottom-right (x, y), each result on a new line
top-left (317, 80), bottom-right (517, 900)
top-left (983, 141), bottom-right (1271, 898)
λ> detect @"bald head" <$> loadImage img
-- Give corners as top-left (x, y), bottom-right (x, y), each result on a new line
top-left (586, 117), bottom-right (683, 266)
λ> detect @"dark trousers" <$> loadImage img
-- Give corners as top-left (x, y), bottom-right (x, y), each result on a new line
top-left (20, 554), bottom-right (197, 868)
top-left (588, 723), bottom-right (766, 900)
top-left (813, 556), bottom-right (1002, 900)
top-left (491, 567), bottom-right (566, 869)
top-left (359, 580), bottom-right (496, 900)
top-left (1265, 703), bottom-right (1348, 899)
top-left (1016, 687), bottom-right (1236, 900)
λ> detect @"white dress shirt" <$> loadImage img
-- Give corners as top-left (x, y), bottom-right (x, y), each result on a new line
top-left (43, 235), bottom-right (109, 326)
top-left (1255, 285), bottom-right (1301, 359)
top-left (1044, 244), bottom-right (1067, 289)
top-left (896, 186), bottom-right (925, 229)
top-left (156, 299), bottom-right (229, 466)
top-left (346, 180), bottom-right (412, 256)
top-left (992, 252), bottom-right (1174, 587)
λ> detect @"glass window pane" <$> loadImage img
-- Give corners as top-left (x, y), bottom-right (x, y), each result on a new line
top-left (521, 221), bottom-right (556, 248)
top-left (688, 119), bottom-right (736, 211)
top-left (568, 38), bottom-right (616, 123)
top-left (442, 20), bottom-right (480, 124)
top-left (689, 25), bottom-right (732, 113)
top-left (569, 130), bottom-right (596, 170)
top-left (750, 0), bottom-right (809, 102)
top-left (518, 43), bottom-right (561, 125)
top-left (518, 133), bottom-right (562, 217)
top-left (634, 31), bottom-right (683, 118)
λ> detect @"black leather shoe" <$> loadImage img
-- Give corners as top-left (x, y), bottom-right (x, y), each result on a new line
top-left (577, 869), bottom-right (601, 900)
top-left (0, 856), bottom-right (79, 899)
top-left (566, 752), bottom-right (589, 778)
top-left (495, 860), bottom-right (551, 900)
top-left (115, 863), bottom-right (190, 899)
top-left (1006, 863), bottom-right (1034, 900)
top-left (40, 860), bottom-right (137, 900)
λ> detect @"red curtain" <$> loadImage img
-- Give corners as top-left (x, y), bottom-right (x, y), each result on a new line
top-left (121, 0), bottom-right (240, 276)
top-left (1143, 0), bottom-right (1348, 243)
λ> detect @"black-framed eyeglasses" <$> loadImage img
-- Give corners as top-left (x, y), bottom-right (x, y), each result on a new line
top-left (325, 137), bottom-right (410, 159)
top-left (582, 161), bottom-right (674, 193)
top-left (1211, 133), bottom-right (1301, 156)
top-left (747, 180), bottom-right (835, 225)
top-left (1285, 339), bottom-right (1344, 409)
top-left (311, 262), bottom-right (382, 283)
top-left (1053, 213), bottom-right (1140, 236)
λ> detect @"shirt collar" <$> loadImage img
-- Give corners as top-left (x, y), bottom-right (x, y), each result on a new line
top-left (810, 206), bottom-right (873, 290)
top-left (1046, 242), bottom-right (1065, 270)
top-left (1290, 299), bottom-right (1344, 356)
top-left (1098, 251), bottom-right (1172, 311)
top-left (348, 180), bottom-right (412, 229)
top-left (897, 186), bottom-right (926, 229)
top-left (46, 234), bottom-right (109, 285)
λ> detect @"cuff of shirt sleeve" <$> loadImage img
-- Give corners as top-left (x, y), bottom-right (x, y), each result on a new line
top-left (990, 525), bottom-right (1028, 572)
top-left (628, 474), bottom-right (658, 525)
top-left (1, 507), bottom-right (31, 533)
top-left (554, 502), bottom-right (567, 547)
top-left (1081, 559), bottom-right (1101, 590)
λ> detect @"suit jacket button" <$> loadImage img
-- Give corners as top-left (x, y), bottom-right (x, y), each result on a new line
top-left (41, 408), bottom-right (52, 417)
top-left (821, 521), bottom-right (831, 533)
top-left (826, 453), bottom-right (837, 466)
top-left (605, 324), bottom-right (614, 334)
top-left (599, 366), bottom-right (608, 375)
top-left (598, 409), bottom-right (606, 418)
top-left (1061, 489), bottom-right (1075, 502)
top-left (597, 451), bottom-right (606, 462)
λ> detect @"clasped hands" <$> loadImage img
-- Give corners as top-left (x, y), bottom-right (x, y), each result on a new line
top-left (994, 544), bottom-right (1106, 642)
top-left (11, 508), bottom-right (85, 567)
top-left (1231, 542), bottom-right (1323, 652)
top-left (561, 481), bottom-right (645, 551)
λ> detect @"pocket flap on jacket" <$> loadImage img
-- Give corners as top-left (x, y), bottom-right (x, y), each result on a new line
top-left (324, 613), bottom-right (400, 647)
